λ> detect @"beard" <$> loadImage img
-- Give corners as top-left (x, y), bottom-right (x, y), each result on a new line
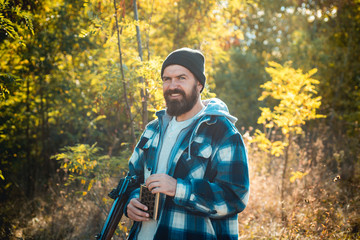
top-left (164, 84), bottom-right (199, 117)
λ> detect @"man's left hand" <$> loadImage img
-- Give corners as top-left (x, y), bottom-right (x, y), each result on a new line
top-left (145, 173), bottom-right (177, 197)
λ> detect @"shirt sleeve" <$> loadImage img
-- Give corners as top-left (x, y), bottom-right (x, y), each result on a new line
top-left (124, 130), bottom-right (149, 215)
top-left (173, 133), bottom-right (250, 218)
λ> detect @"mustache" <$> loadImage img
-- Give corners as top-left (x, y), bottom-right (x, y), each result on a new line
top-left (164, 89), bottom-right (185, 98)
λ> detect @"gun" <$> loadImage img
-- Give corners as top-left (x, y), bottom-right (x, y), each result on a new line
top-left (96, 173), bottom-right (139, 240)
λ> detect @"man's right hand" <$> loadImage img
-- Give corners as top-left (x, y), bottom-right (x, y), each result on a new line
top-left (127, 198), bottom-right (150, 222)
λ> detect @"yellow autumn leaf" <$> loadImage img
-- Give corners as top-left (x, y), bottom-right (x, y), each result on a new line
top-left (87, 180), bottom-right (94, 191)
top-left (290, 171), bottom-right (309, 183)
top-left (0, 170), bottom-right (4, 180)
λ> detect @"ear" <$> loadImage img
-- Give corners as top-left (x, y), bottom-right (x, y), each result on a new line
top-left (197, 81), bottom-right (203, 93)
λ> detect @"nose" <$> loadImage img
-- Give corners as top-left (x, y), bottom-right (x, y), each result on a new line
top-left (164, 78), bottom-right (179, 90)
top-left (168, 79), bottom-right (178, 89)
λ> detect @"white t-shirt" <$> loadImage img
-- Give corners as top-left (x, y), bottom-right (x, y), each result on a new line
top-left (137, 110), bottom-right (203, 240)
top-left (156, 115), bottom-right (196, 173)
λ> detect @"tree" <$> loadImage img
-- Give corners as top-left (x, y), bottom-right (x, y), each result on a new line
top-left (252, 61), bottom-right (324, 221)
top-left (214, 49), bottom-right (265, 128)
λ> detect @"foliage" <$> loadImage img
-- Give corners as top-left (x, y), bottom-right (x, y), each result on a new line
top-left (52, 143), bottom-right (128, 196)
top-left (289, 170), bottom-right (309, 183)
top-left (214, 49), bottom-right (265, 128)
top-left (258, 61), bottom-right (325, 136)
top-left (251, 129), bottom-right (286, 157)
top-left (251, 60), bottom-right (326, 221)
top-left (251, 61), bottom-right (324, 172)
top-left (0, 0), bottom-right (34, 40)
top-left (0, 0), bottom-right (359, 239)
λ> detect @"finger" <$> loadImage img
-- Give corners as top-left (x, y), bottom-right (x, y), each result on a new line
top-left (128, 202), bottom-right (148, 217)
top-left (128, 207), bottom-right (150, 222)
top-left (127, 199), bottom-right (150, 220)
top-left (131, 198), bottom-right (148, 211)
top-left (148, 181), bottom-right (160, 191)
top-left (146, 174), bottom-right (177, 196)
top-left (128, 198), bottom-right (149, 217)
top-left (154, 180), bottom-right (177, 196)
top-left (128, 209), bottom-right (150, 222)
top-left (146, 173), bottom-right (166, 185)
top-left (145, 176), bottom-right (157, 187)
top-left (151, 186), bottom-right (161, 194)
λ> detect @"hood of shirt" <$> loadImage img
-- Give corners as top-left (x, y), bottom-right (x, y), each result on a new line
top-left (198, 98), bottom-right (237, 124)
top-left (157, 98), bottom-right (237, 124)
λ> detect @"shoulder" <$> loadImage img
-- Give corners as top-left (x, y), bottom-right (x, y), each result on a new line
top-left (142, 118), bottom-right (160, 139)
top-left (146, 118), bottom-right (160, 129)
top-left (205, 116), bottom-right (239, 137)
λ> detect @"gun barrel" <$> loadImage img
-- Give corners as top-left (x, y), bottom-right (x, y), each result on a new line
top-left (96, 175), bottom-right (138, 240)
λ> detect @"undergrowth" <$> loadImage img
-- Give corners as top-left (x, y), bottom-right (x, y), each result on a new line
top-left (1, 133), bottom-right (359, 239)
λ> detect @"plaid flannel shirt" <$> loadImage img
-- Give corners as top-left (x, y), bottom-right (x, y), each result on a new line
top-left (126, 98), bottom-right (249, 240)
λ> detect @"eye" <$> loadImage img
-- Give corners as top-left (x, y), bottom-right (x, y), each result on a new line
top-left (162, 77), bottom-right (170, 82)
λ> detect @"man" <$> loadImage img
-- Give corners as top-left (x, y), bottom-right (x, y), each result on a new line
top-left (125, 48), bottom-right (249, 240)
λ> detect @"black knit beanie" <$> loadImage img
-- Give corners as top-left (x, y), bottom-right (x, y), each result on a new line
top-left (161, 48), bottom-right (206, 92)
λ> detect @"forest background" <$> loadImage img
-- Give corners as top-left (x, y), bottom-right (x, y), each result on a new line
top-left (0, 0), bottom-right (359, 239)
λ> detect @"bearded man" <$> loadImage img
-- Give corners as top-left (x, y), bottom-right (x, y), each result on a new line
top-left (125, 48), bottom-right (250, 240)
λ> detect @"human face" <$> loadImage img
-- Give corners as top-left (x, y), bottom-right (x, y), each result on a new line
top-left (162, 65), bottom-right (202, 117)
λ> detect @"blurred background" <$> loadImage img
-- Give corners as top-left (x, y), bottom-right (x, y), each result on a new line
top-left (0, 0), bottom-right (359, 239)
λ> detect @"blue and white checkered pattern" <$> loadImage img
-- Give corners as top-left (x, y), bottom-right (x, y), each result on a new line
top-left (126, 98), bottom-right (250, 240)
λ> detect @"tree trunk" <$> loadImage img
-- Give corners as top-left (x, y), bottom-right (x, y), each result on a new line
top-left (133, 0), bottom-right (148, 129)
top-left (113, 0), bottom-right (137, 146)
top-left (281, 133), bottom-right (292, 223)
top-left (145, 0), bottom-right (155, 61)
top-left (25, 75), bottom-right (33, 198)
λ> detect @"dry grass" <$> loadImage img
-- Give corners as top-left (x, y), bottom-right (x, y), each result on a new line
top-left (237, 134), bottom-right (360, 240)
top-left (2, 138), bottom-right (359, 239)
top-left (238, 169), bottom-right (359, 239)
